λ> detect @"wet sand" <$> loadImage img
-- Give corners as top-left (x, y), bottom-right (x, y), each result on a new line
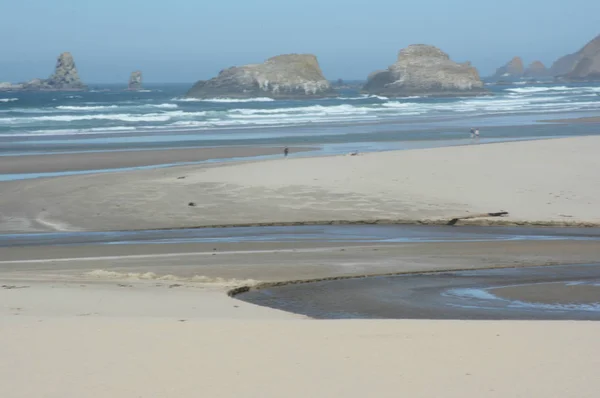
top-left (543, 116), bottom-right (600, 124)
top-left (238, 264), bottom-right (600, 320)
top-left (492, 281), bottom-right (600, 305)
top-left (2, 136), bottom-right (600, 233)
top-left (0, 145), bottom-right (311, 174)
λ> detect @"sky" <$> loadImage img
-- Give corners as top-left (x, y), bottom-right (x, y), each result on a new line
top-left (1, 0), bottom-right (599, 83)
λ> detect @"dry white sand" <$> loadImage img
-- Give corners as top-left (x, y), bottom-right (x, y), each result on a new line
top-left (2, 314), bottom-right (599, 398)
top-left (2, 237), bottom-right (600, 398)
top-left (1, 136), bottom-right (599, 232)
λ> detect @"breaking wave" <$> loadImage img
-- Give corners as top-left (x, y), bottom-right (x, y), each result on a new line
top-left (57, 103), bottom-right (178, 111)
top-left (0, 110), bottom-right (206, 124)
top-left (174, 97), bottom-right (275, 103)
top-left (0, 98), bottom-right (18, 103)
top-left (506, 86), bottom-right (600, 94)
top-left (3, 82), bottom-right (600, 138)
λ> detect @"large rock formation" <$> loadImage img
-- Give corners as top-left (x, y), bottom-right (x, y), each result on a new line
top-left (128, 71), bottom-right (143, 91)
top-left (524, 61), bottom-right (549, 78)
top-left (550, 34), bottom-right (600, 78)
top-left (492, 57), bottom-right (525, 79)
top-left (19, 52), bottom-right (86, 91)
top-left (185, 54), bottom-right (335, 99)
top-left (46, 52), bottom-right (85, 89)
top-left (362, 45), bottom-right (486, 97)
top-left (563, 35), bottom-right (600, 81)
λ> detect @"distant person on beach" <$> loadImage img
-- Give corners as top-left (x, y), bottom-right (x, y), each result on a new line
top-left (475, 128), bottom-right (480, 138)
top-left (470, 128), bottom-right (475, 138)
top-left (284, 146), bottom-right (289, 157)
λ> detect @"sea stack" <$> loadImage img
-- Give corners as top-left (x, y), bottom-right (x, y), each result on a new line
top-left (550, 35), bottom-right (600, 77)
top-left (128, 71), bottom-right (143, 91)
top-left (185, 54), bottom-right (335, 99)
top-left (46, 52), bottom-right (86, 90)
top-left (22, 52), bottom-right (86, 91)
top-left (524, 61), bottom-right (549, 78)
top-left (362, 44), bottom-right (486, 97)
top-left (492, 57), bottom-right (525, 80)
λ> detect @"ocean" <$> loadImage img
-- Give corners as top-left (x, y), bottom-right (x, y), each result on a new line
top-left (1, 82), bottom-right (600, 155)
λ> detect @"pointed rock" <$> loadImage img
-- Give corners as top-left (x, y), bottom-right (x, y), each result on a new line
top-left (524, 61), bottom-right (549, 78)
top-left (46, 52), bottom-right (86, 90)
top-left (128, 71), bottom-right (143, 91)
top-left (492, 57), bottom-right (525, 79)
top-left (21, 52), bottom-right (86, 91)
top-left (185, 54), bottom-right (335, 99)
top-left (362, 44), bottom-right (486, 97)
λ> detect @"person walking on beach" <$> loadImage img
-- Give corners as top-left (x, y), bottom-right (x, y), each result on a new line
top-left (284, 146), bottom-right (289, 157)
top-left (474, 128), bottom-right (480, 138)
top-left (470, 128), bottom-right (475, 138)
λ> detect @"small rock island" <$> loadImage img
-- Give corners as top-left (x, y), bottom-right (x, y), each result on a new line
top-left (362, 45), bottom-right (486, 97)
top-left (185, 54), bottom-right (336, 99)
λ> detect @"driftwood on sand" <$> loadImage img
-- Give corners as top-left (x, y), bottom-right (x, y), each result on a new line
top-left (447, 212), bottom-right (509, 226)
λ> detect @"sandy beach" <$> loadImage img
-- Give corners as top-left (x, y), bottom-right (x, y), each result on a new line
top-left (2, 136), bottom-right (600, 232)
top-left (2, 236), bottom-right (600, 397)
top-left (2, 136), bottom-right (600, 397)
top-left (2, 318), bottom-right (599, 398)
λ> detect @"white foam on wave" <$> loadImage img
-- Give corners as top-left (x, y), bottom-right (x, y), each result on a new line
top-left (231, 104), bottom-right (374, 116)
top-left (0, 98), bottom-right (18, 103)
top-left (173, 97), bottom-right (275, 103)
top-left (57, 105), bottom-right (119, 111)
top-left (57, 103), bottom-right (178, 111)
top-left (0, 110), bottom-right (207, 124)
top-left (506, 85), bottom-right (600, 94)
top-left (151, 103), bottom-right (178, 109)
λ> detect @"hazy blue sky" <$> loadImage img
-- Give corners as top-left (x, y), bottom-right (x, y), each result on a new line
top-left (1, 0), bottom-right (599, 83)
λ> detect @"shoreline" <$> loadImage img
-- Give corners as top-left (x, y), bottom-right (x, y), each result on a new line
top-left (226, 261), bottom-right (598, 298)
top-left (0, 145), bottom-right (312, 175)
top-left (542, 116), bottom-right (600, 124)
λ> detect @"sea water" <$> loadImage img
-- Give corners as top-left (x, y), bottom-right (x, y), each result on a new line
top-left (1, 82), bottom-right (600, 155)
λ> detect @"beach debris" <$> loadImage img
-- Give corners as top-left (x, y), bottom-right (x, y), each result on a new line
top-left (188, 202), bottom-right (196, 207)
top-left (169, 284), bottom-right (183, 288)
top-left (447, 211), bottom-right (509, 226)
top-left (177, 176), bottom-right (186, 179)
top-left (348, 151), bottom-right (359, 156)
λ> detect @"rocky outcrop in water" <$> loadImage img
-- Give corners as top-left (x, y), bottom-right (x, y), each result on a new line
top-left (524, 61), bottom-right (549, 78)
top-left (46, 52), bottom-right (85, 90)
top-left (0, 82), bottom-right (22, 91)
top-left (492, 57), bottom-right (525, 79)
top-left (185, 54), bottom-right (335, 99)
top-left (362, 45), bottom-right (485, 97)
top-left (14, 52), bottom-right (87, 91)
top-left (128, 71), bottom-right (143, 91)
top-left (550, 34), bottom-right (600, 78)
